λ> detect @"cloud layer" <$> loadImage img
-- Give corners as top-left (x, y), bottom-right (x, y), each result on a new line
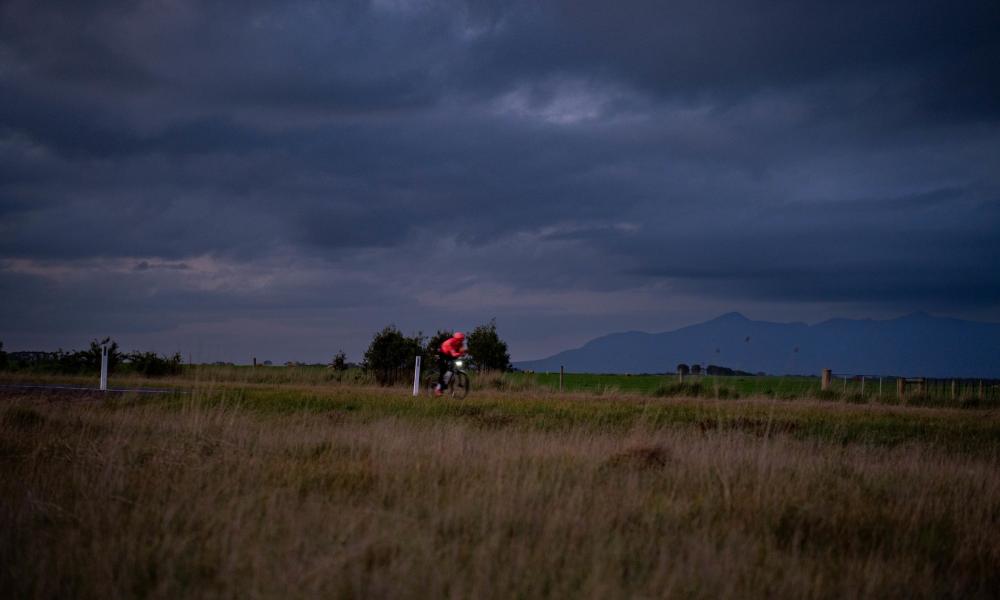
top-left (2, 0), bottom-right (999, 361)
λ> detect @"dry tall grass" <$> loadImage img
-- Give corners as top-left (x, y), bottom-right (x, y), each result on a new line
top-left (1, 388), bottom-right (998, 599)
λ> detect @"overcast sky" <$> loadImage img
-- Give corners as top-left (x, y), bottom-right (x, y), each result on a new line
top-left (2, 0), bottom-right (999, 363)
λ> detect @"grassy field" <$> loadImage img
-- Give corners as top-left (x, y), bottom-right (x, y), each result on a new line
top-left (4, 364), bottom-right (995, 406)
top-left (509, 371), bottom-right (1000, 403)
top-left (511, 371), bottom-right (821, 397)
top-left (2, 373), bottom-right (999, 598)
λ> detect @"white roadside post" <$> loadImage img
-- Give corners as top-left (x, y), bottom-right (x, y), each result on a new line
top-left (100, 343), bottom-right (109, 391)
top-left (412, 355), bottom-right (421, 396)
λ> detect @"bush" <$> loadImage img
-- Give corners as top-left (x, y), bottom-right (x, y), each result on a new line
top-left (330, 351), bottom-right (348, 372)
top-left (1, 338), bottom-right (122, 374)
top-left (86, 338), bottom-right (122, 373)
top-left (467, 319), bottom-right (511, 372)
top-left (125, 351), bottom-right (183, 377)
top-left (363, 326), bottom-right (423, 386)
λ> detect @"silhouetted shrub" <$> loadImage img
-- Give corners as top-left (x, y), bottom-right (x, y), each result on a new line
top-left (125, 351), bottom-right (183, 377)
top-left (467, 319), bottom-right (512, 372)
top-left (363, 325), bottom-right (423, 386)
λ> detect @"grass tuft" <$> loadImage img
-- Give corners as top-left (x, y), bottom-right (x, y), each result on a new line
top-left (604, 445), bottom-right (673, 471)
top-left (2, 405), bottom-right (46, 430)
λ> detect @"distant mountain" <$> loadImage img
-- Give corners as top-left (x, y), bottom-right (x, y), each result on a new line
top-left (514, 312), bottom-right (1000, 378)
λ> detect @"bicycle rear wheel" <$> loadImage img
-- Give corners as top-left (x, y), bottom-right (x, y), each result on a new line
top-left (424, 373), bottom-right (439, 396)
top-left (451, 371), bottom-right (469, 399)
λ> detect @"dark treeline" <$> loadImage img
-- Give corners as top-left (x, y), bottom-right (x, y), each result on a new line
top-left (0, 338), bottom-right (183, 377)
top-left (363, 320), bottom-right (511, 386)
top-left (676, 363), bottom-right (756, 377)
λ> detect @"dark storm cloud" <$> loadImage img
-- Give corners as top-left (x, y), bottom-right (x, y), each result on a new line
top-left (1, 0), bottom-right (999, 360)
top-left (0, 259), bottom-right (404, 335)
top-left (553, 1), bottom-right (1000, 93)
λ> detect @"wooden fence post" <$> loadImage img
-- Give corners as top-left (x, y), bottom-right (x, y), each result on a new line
top-left (559, 366), bottom-right (564, 392)
top-left (951, 380), bottom-right (956, 401)
top-left (821, 368), bottom-right (831, 391)
top-left (897, 378), bottom-right (905, 401)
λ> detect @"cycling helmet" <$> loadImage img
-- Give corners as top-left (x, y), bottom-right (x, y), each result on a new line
top-left (453, 331), bottom-right (465, 340)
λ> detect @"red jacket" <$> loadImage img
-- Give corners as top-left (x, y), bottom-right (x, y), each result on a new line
top-left (440, 336), bottom-right (465, 358)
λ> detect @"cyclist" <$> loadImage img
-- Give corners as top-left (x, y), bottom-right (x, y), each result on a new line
top-left (435, 331), bottom-right (466, 396)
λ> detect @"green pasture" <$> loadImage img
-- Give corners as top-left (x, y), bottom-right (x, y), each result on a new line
top-left (2, 364), bottom-right (997, 406)
top-left (509, 371), bottom-right (825, 397)
top-left (505, 371), bottom-right (997, 402)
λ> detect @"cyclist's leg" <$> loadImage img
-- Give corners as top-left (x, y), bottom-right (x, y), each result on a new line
top-left (436, 354), bottom-right (449, 389)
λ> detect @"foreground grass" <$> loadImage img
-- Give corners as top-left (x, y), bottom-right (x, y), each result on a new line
top-left (2, 384), bottom-right (999, 598)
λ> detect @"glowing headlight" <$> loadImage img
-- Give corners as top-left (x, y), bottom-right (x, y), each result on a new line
top-left (455, 360), bottom-right (463, 367)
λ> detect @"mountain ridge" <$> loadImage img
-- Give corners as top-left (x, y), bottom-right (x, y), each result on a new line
top-left (514, 313), bottom-right (1000, 378)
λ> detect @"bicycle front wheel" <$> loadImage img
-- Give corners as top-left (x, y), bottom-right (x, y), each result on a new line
top-left (451, 371), bottom-right (469, 399)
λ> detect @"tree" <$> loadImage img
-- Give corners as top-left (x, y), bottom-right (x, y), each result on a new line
top-left (66, 338), bottom-right (122, 374)
top-left (676, 363), bottom-right (690, 376)
top-left (0, 341), bottom-right (7, 370)
top-left (363, 325), bottom-right (423, 385)
top-left (690, 363), bottom-right (702, 375)
top-left (466, 319), bottom-right (511, 372)
top-left (126, 351), bottom-right (183, 377)
top-left (331, 350), bottom-right (348, 371)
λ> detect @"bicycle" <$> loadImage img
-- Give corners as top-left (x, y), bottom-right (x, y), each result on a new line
top-left (424, 357), bottom-right (470, 399)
